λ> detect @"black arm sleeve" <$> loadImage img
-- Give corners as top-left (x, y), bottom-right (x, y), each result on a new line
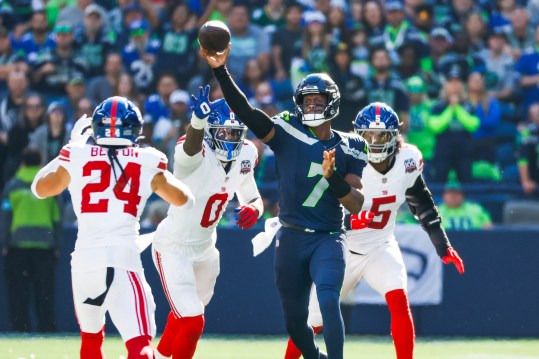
top-left (213, 65), bottom-right (274, 139)
top-left (405, 175), bottom-right (452, 257)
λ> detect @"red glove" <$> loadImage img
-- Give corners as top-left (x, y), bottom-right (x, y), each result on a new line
top-left (234, 205), bottom-right (259, 230)
top-left (350, 211), bottom-right (375, 230)
top-left (441, 247), bottom-right (465, 274)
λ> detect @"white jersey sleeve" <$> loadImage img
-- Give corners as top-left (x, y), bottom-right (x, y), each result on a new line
top-left (60, 143), bottom-right (168, 272)
top-left (235, 140), bottom-right (261, 205)
top-left (153, 139), bottom-right (259, 254)
top-left (347, 144), bottom-right (424, 253)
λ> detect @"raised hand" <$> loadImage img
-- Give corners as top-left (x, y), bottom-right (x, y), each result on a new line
top-left (200, 44), bottom-right (231, 69)
top-left (441, 247), bottom-right (465, 274)
top-left (322, 149), bottom-right (336, 178)
top-left (190, 85), bottom-right (212, 119)
top-left (234, 204), bottom-right (259, 230)
top-left (350, 211), bottom-right (375, 230)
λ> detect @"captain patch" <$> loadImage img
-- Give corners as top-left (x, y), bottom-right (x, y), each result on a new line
top-left (404, 158), bottom-right (417, 173)
top-left (240, 160), bottom-right (252, 174)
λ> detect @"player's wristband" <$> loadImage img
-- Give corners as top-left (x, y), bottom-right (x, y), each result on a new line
top-left (326, 171), bottom-right (351, 198)
top-left (190, 113), bottom-right (207, 130)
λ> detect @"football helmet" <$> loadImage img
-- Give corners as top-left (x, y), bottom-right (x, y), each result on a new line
top-left (293, 73), bottom-right (340, 127)
top-left (205, 99), bottom-right (248, 162)
top-left (91, 96), bottom-right (143, 146)
top-left (353, 102), bottom-right (401, 163)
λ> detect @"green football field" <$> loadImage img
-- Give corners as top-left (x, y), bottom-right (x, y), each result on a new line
top-left (1, 334), bottom-right (539, 359)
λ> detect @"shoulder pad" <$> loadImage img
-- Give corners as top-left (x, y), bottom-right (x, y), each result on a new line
top-left (273, 111), bottom-right (291, 122)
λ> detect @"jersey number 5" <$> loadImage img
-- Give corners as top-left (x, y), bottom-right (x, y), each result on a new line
top-left (81, 161), bottom-right (142, 217)
top-left (368, 195), bottom-right (397, 229)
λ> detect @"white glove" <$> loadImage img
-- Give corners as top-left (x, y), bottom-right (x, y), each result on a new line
top-left (70, 114), bottom-right (93, 143)
top-left (251, 217), bottom-right (282, 257)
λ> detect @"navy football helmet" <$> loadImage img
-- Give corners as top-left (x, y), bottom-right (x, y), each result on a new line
top-left (91, 96), bottom-right (143, 146)
top-left (353, 102), bottom-right (401, 163)
top-left (293, 73), bottom-right (340, 127)
top-left (205, 99), bottom-right (248, 162)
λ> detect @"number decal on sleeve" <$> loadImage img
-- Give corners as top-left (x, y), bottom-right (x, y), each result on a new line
top-left (302, 162), bottom-right (329, 207)
top-left (368, 195), bottom-right (397, 229)
top-left (200, 193), bottom-right (229, 228)
top-left (81, 161), bottom-right (142, 217)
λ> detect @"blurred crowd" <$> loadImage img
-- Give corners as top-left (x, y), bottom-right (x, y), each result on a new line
top-left (1, 0), bottom-right (539, 227)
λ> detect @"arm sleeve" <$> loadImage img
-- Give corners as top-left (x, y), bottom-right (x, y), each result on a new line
top-left (31, 157), bottom-right (61, 199)
top-left (173, 143), bottom-right (203, 178)
top-left (454, 104), bottom-right (480, 132)
top-left (427, 105), bottom-right (453, 134)
top-left (405, 175), bottom-right (453, 257)
top-left (212, 65), bottom-right (275, 139)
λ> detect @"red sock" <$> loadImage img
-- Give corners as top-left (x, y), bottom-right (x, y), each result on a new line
top-left (284, 325), bottom-right (323, 359)
top-left (126, 335), bottom-right (153, 359)
top-left (171, 314), bottom-right (205, 359)
top-left (157, 311), bottom-right (181, 357)
top-left (386, 289), bottom-right (415, 359)
top-left (81, 326), bottom-right (105, 359)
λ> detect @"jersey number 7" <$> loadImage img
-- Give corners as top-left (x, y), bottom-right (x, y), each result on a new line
top-left (81, 161), bottom-right (142, 217)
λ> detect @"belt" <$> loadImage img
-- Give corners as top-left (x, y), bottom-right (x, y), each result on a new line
top-left (279, 219), bottom-right (339, 234)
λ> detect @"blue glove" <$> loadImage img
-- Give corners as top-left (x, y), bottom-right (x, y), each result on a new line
top-left (190, 85), bottom-right (212, 119)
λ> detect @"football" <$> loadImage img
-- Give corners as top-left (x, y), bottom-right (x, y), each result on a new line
top-left (198, 20), bottom-right (231, 53)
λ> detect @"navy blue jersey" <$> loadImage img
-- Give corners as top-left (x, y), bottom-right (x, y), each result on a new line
top-left (266, 111), bottom-right (368, 231)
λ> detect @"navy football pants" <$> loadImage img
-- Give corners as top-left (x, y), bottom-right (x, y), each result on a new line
top-left (275, 227), bottom-right (346, 359)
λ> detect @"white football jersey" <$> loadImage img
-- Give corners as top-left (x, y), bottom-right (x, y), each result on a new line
top-left (347, 144), bottom-right (423, 253)
top-left (58, 142), bottom-right (168, 271)
top-left (152, 138), bottom-right (260, 252)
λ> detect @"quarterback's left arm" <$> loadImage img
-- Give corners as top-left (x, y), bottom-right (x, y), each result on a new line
top-left (235, 168), bottom-right (264, 230)
top-left (322, 148), bottom-right (365, 214)
top-left (405, 175), bottom-right (465, 274)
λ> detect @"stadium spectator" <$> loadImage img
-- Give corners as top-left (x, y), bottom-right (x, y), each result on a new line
top-left (1, 147), bottom-right (61, 332)
top-left (56, 0), bottom-right (93, 28)
top-left (226, 4), bottom-right (271, 79)
top-left (60, 76), bottom-right (87, 127)
top-left (2, 94), bottom-right (45, 185)
top-left (428, 69), bottom-right (480, 183)
top-left (271, 2), bottom-right (303, 82)
top-left (29, 102), bottom-right (70, 165)
top-left (326, 4), bottom-right (351, 45)
top-left (114, 72), bottom-right (141, 106)
top-left (438, 182), bottom-right (493, 230)
top-left (348, 23), bottom-right (370, 79)
top-left (427, 27), bottom-right (454, 92)
top-left (508, 7), bottom-right (535, 60)
top-left (111, 0), bottom-right (159, 48)
top-left (480, 28), bottom-right (516, 109)
top-left (468, 71), bottom-right (501, 166)
top-left (515, 24), bottom-right (539, 117)
top-left (361, 0), bottom-right (385, 47)
top-left (0, 26), bottom-right (29, 95)
top-left (121, 19), bottom-right (160, 94)
top-left (143, 72), bottom-right (178, 153)
top-left (154, 2), bottom-right (198, 88)
top-left (75, 97), bottom-right (94, 120)
top-left (405, 76), bottom-right (436, 179)
top-left (168, 89), bottom-right (192, 141)
top-left (328, 42), bottom-right (366, 133)
top-left (517, 103), bottom-right (539, 197)
top-left (252, 81), bottom-right (284, 118)
top-left (85, 52), bottom-right (124, 105)
top-left (467, 12), bottom-right (487, 49)
top-left (251, 0), bottom-right (287, 34)
top-left (364, 47), bottom-right (410, 132)
top-left (291, 10), bottom-right (331, 83)
top-left (30, 21), bottom-right (86, 100)
top-left (13, 10), bottom-right (55, 64)
top-left (197, 0), bottom-right (234, 26)
top-left (73, 3), bottom-right (115, 79)
top-left (371, 0), bottom-right (429, 68)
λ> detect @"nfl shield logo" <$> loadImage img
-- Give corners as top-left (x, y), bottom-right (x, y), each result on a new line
top-left (240, 160), bottom-right (252, 174)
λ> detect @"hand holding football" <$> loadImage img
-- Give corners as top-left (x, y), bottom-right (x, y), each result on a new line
top-left (198, 20), bottom-right (231, 53)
